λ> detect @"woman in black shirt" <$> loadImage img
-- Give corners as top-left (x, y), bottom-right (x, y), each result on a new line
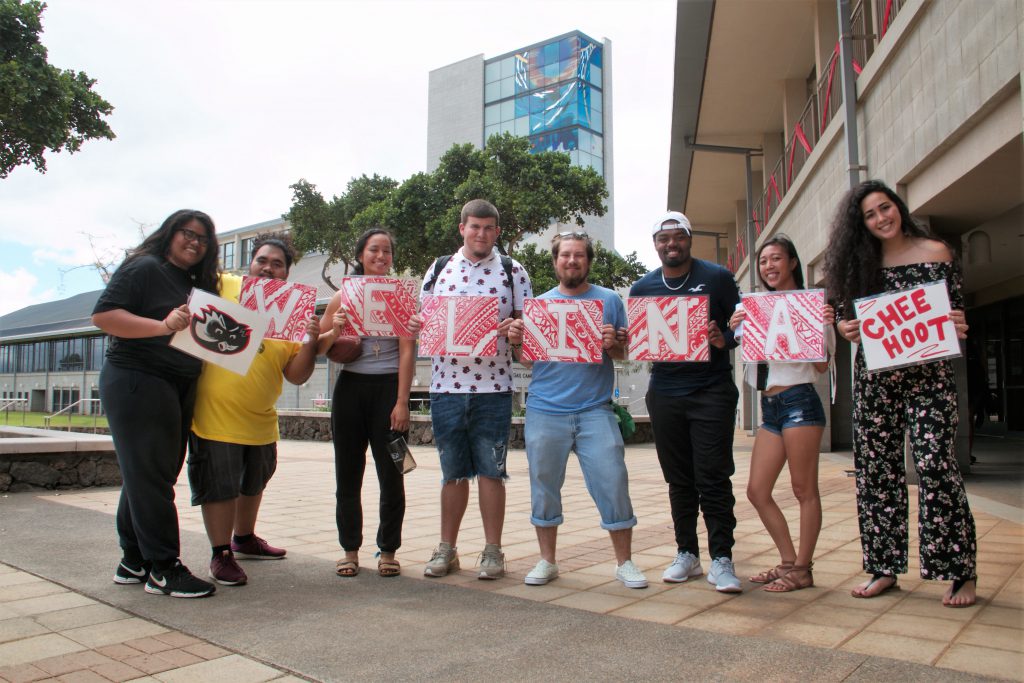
top-left (92, 209), bottom-right (220, 598)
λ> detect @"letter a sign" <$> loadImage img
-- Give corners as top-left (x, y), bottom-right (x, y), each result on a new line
top-left (741, 289), bottom-right (826, 363)
top-left (626, 296), bottom-right (709, 362)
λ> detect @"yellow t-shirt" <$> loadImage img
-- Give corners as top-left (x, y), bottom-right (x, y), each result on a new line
top-left (191, 274), bottom-right (301, 445)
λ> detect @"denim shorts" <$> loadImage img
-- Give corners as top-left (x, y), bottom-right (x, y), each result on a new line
top-left (760, 383), bottom-right (826, 435)
top-left (430, 392), bottom-right (512, 482)
top-left (524, 404), bottom-right (636, 531)
top-left (187, 434), bottom-right (277, 504)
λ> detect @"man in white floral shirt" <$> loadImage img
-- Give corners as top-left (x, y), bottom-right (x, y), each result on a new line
top-left (412, 199), bottom-right (532, 580)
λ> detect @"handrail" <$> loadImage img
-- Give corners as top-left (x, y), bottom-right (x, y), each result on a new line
top-left (1, 398), bottom-right (29, 426)
top-left (43, 398), bottom-right (103, 432)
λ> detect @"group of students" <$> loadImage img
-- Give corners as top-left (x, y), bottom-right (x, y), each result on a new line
top-left (92, 179), bottom-right (977, 607)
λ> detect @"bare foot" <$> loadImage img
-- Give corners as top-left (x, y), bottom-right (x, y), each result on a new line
top-left (943, 578), bottom-right (977, 607)
top-left (850, 574), bottom-right (897, 598)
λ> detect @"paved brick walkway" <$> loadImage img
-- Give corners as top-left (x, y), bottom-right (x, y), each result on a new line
top-left (2, 431), bottom-right (1021, 681)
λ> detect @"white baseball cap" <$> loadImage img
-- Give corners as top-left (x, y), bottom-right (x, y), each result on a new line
top-left (652, 210), bottom-right (692, 236)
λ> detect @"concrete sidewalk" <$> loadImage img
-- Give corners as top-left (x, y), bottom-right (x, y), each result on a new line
top-left (0, 431), bottom-right (1020, 681)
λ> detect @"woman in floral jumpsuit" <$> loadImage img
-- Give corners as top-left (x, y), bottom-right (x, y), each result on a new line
top-left (824, 180), bottom-right (976, 607)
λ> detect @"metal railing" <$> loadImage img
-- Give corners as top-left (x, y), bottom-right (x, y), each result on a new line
top-left (43, 398), bottom-right (104, 432)
top-left (1, 398), bottom-right (29, 425)
top-left (874, 0), bottom-right (906, 40)
top-left (726, 9), bottom-right (881, 274)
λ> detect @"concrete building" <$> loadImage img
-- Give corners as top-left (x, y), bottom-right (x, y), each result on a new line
top-left (668, 0), bottom-right (1023, 460)
top-left (427, 30), bottom-right (615, 249)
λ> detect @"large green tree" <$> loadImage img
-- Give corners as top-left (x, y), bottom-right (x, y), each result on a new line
top-left (0, 0), bottom-right (114, 178)
top-left (284, 174), bottom-right (397, 288)
top-left (287, 132), bottom-right (612, 286)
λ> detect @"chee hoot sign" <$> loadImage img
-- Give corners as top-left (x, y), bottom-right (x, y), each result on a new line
top-left (854, 281), bottom-right (960, 372)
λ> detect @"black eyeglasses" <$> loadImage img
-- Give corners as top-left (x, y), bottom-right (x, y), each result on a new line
top-left (178, 228), bottom-right (210, 246)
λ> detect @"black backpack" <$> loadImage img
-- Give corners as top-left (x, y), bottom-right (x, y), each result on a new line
top-left (423, 254), bottom-right (516, 299)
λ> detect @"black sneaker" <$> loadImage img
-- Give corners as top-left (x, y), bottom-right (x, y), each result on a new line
top-left (144, 561), bottom-right (216, 598)
top-left (113, 558), bottom-right (150, 585)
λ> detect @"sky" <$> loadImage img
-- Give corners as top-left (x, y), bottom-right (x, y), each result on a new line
top-left (0, 0), bottom-right (677, 316)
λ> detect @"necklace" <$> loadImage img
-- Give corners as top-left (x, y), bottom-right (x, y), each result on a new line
top-left (661, 268), bottom-right (692, 291)
top-left (372, 340), bottom-right (381, 359)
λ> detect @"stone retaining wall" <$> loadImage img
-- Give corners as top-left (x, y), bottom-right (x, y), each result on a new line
top-left (278, 412), bottom-right (654, 447)
top-left (0, 427), bottom-right (120, 493)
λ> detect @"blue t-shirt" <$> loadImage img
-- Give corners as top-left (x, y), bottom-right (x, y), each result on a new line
top-left (526, 284), bottom-right (625, 415)
top-left (629, 258), bottom-right (740, 396)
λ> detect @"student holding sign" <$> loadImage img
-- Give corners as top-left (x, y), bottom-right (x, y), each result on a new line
top-left (318, 229), bottom-right (416, 578)
top-left (728, 236), bottom-right (834, 593)
top-left (189, 234), bottom-right (319, 587)
top-left (507, 232), bottom-right (647, 589)
top-left (824, 180), bottom-right (976, 607)
top-left (411, 199), bottom-right (532, 581)
top-left (92, 210), bottom-right (220, 599)
top-left (629, 211), bottom-right (743, 593)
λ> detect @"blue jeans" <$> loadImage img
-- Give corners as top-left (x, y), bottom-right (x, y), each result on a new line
top-left (760, 383), bottom-right (826, 435)
top-left (430, 392), bottom-right (511, 482)
top-left (524, 404), bottom-right (637, 531)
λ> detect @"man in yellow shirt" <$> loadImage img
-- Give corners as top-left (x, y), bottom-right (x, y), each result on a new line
top-left (189, 234), bottom-right (319, 586)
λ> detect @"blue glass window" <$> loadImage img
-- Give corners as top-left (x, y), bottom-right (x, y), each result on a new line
top-left (515, 95), bottom-right (530, 118)
top-left (485, 61), bottom-right (501, 84)
top-left (500, 76), bottom-right (515, 99)
top-left (500, 99), bottom-right (515, 123)
top-left (485, 104), bottom-right (500, 127)
top-left (500, 56), bottom-right (516, 79)
top-left (591, 88), bottom-right (603, 114)
top-left (514, 116), bottom-right (529, 136)
top-left (484, 123), bottom-right (500, 141)
top-left (559, 36), bottom-right (578, 61)
top-left (485, 80), bottom-right (500, 103)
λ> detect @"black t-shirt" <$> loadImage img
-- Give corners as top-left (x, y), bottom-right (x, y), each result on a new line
top-left (629, 258), bottom-right (740, 396)
top-left (92, 254), bottom-right (204, 379)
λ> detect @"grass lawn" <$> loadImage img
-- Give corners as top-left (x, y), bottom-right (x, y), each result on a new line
top-left (0, 411), bottom-right (108, 429)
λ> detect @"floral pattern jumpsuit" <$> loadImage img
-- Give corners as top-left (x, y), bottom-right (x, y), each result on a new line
top-left (852, 261), bottom-right (977, 581)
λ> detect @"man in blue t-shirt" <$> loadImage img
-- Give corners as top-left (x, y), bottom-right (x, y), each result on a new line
top-left (629, 211), bottom-right (743, 593)
top-left (508, 232), bottom-right (648, 589)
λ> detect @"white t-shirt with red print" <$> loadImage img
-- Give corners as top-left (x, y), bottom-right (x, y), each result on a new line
top-left (419, 247), bottom-right (532, 393)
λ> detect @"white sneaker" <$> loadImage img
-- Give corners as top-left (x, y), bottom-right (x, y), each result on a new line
top-left (662, 551), bottom-right (703, 583)
top-left (524, 559), bottom-right (559, 585)
top-left (707, 557), bottom-right (742, 593)
top-left (615, 560), bottom-right (648, 589)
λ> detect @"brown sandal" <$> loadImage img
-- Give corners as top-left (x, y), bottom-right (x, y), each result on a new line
top-left (749, 563), bottom-right (793, 584)
top-left (378, 558), bottom-right (401, 578)
top-left (763, 564), bottom-right (813, 592)
top-left (336, 559), bottom-right (359, 577)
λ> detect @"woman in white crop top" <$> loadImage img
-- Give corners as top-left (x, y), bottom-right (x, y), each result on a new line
top-left (729, 235), bottom-right (834, 593)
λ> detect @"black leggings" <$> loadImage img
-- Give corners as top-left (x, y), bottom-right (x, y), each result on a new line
top-left (100, 363), bottom-right (196, 565)
top-left (331, 372), bottom-right (406, 553)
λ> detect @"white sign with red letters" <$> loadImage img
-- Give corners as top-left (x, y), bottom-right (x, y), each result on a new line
top-left (854, 281), bottom-right (959, 372)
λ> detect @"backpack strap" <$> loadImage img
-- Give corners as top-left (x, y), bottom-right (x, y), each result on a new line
top-left (424, 253), bottom-right (516, 301)
top-left (423, 254), bottom-right (453, 293)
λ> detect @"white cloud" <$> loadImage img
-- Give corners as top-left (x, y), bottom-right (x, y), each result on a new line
top-left (0, 268), bottom-right (57, 316)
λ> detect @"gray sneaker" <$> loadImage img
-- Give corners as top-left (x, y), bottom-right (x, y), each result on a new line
top-left (615, 559), bottom-right (649, 589)
top-left (707, 557), bottom-right (742, 593)
top-left (662, 551), bottom-right (703, 583)
top-left (423, 542), bottom-right (459, 577)
top-left (477, 543), bottom-right (505, 580)
top-left (524, 559), bottom-right (559, 585)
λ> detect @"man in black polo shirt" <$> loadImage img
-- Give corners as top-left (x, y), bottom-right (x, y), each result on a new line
top-left (629, 211), bottom-right (742, 593)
